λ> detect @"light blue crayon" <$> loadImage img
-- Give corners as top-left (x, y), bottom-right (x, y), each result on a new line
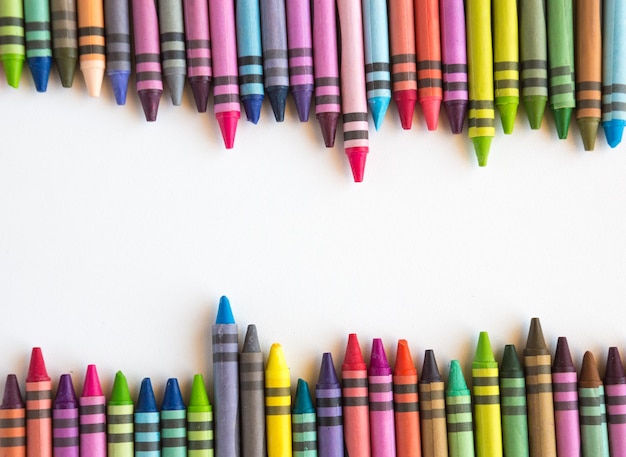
top-left (135, 378), bottom-right (161, 457)
top-left (260, 0), bottom-right (289, 121)
top-left (361, 0), bottom-right (391, 130)
top-left (236, 0), bottom-right (264, 124)
top-left (602, 0), bottom-right (626, 147)
top-left (24, 0), bottom-right (52, 92)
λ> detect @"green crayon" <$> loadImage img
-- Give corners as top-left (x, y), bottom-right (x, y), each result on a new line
top-left (446, 360), bottom-right (475, 457)
top-left (500, 345), bottom-right (529, 457)
top-left (187, 375), bottom-right (213, 457)
top-left (0, 0), bottom-right (25, 88)
top-left (107, 371), bottom-right (134, 457)
top-left (493, 0), bottom-right (519, 133)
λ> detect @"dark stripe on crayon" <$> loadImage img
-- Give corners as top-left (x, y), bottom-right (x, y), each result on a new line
top-left (265, 405), bottom-right (291, 415)
top-left (136, 442), bottom-right (160, 451)
top-left (265, 387), bottom-right (291, 396)
top-left (108, 433), bottom-right (135, 443)
top-left (288, 47), bottom-right (313, 57)
top-left (211, 352), bottom-right (238, 363)
top-left (213, 75), bottom-right (242, 86)
top-left (549, 65), bottom-right (572, 77)
top-left (25, 22), bottom-right (51, 32)
top-left (443, 64), bottom-right (468, 72)
top-left (317, 416), bottom-right (342, 427)
top-left (502, 405), bottom-right (527, 415)
top-left (26, 391), bottom-right (52, 401)
top-left (446, 403), bottom-right (471, 414)
top-left (365, 62), bottom-right (390, 72)
top-left (0, 418), bottom-right (25, 427)
top-left (495, 61), bottom-right (518, 71)
top-left (522, 78), bottom-right (548, 88)
top-left (444, 82), bottom-right (469, 91)
top-left (292, 422), bottom-right (317, 433)
top-left (579, 416), bottom-right (607, 426)
top-left (524, 365), bottom-right (551, 375)
top-left (108, 414), bottom-right (133, 424)
top-left (473, 377), bottom-right (499, 386)
top-left (369, 383), bottom-right (392, 393)
top-left (468, 118), bottom-right (495, 128)
top-left (161, 50), bottom-right (186, 60)
top-left (576, 82), bottom-right (602, 91)
top-left (394, 72), bottom-right (418, 81)
top-left (342, 396), bottom-right (368, 406)
top-left (135, 423), bottom-right (159, 432)
top-left (613, 83), bottom-right (626, 92)
top-left (79, 405), bottom-right (106, 415)
top-left (188, 421), bottom-right (213, 431)
top-left (162, 418), bottom-right (186, 428)
top-left (107, 51), bottom-right (132, 61)
top-left (238, 56), bottom-right (263, 66)
top-left (419, 409), bottom-right (446, 419)
top-left (136, 54), bottom-right (161, 63)
top-left (160, 32), bottom-right (185, 41)
top-left (494, 80), bottom-right (519, 89)
top-left (554, 401), bottom-right (578, 410)
top-left (51, 11), bottom-right (75, 20)
top-left (0, 36), bottom-right (25, 45)
top-left (240, 361), bottom-right (264, 372)
top-left (26, 410), bottom-right (52, 419)
top-left (315, 95), bottom-right (341, 104)
top-left (0, 437), bottom-right (26, 446)
top-left (293, 442), bottom-right (317, 451)
top-left (393, 384), bottom-right (418, 394)
top-left (469, 100), bottom-right (494, 109)
top-left (343, 130), bottom-right (368, 140)
top-left (606, 396), bottom-right (626, 406)
top-left (79, 45), bottom-right (106, 54)
top-left (212, 333), bottom-right (238, 344)
top-left (369, 401), bottom-right (393, 411)
top-left (265, 67), bottom-right (289, 77)
top-left (391, 54), bottom-right (417, 64)
top-left (473, 395), bottom-right (500, 404)
top-left (264, 49), bottom-right (288, 59)
top-left (52, 417), bottom-right (78, 427)
top-left (240, 380), bottom-right (264, 390)
top-left (501, 387), bottom-right (525, 396)
top-left (107, 33), bottom-right (130, 42)
top-left (342, 378), bottom-right (368, 388)
top-left (238, 74), bottom-right (263, 84)
top-left (418, 79), bottom-right (443, 88)
top-left (417, 61), bottom-right (442, 70)
top-left (187, 39), bottom-right (211, 49)
top-left (613, 102), bottom-right (626, 110)
top-left (608, 414), bottom-right (626, 424)
top-left (162, 437), bottom-right (187, 447)
top-left (550, 84), bottom-right (575, 95)
top-left (136, 72), bottom-right (162, 81)
top-left (189, 57), bottom-right (211, 66)
top-left (317, 397), bottom-right (341, 407)
top-left (394, 403), bottom-right (419, 413)
top-left (447, 422), bottom-right (473, 433)
top-left (53, 437), bottom-right (80, 447)
top-left (79, 423), bottom-right (107, 433)
top-left (521, 59), bottom-right (547, 70)
top-left (553, 382), bottom-right (577, 392)
top-left (576, 100), bottom-right (602, 109)
top-left (579, 396), bottom-right (602, 407)
top-left (189, 441), bottom-right (213, 450)
top-left (78, 27), bottom-right (105, 37)
top-left (289, 66), bottom-right (314, 75)
top-left (0, 17), bottom-right (24, 26)
top-left (366, 80), bottom-right (392, 90)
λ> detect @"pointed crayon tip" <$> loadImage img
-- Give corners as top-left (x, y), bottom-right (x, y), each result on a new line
top-left (445, 100), bottom-right (468, 134)
top-left (346, 147), bottom-right (368, 182)
top-left (189, 77), bottom-right (211, 113)
top-left (3, 58), bottom-right (24, 88)
top-left (318, 353), bottom-right (339, 386)
top-left (580, 351), bottom-right (601, 387)
top-left (139, 90), bottom-right (162, 122)
top-left (56, 57), bottom-right (77, 88)
top-left (268, 87), bottom-right (288, 122)
top-left (28, 57), bottom-right (52, 92)
top-left (447, 360), bottom-right (469, 394)
top-left (497, 101), bottom-right (518, 134)
top-left (577, 118), bottom-right (600, 151)
top-left (525, 317), bottom-right (548, 355)
top-left (603, 121), bottom-right (625, 148)
top-left (394, 339), bottom-right (416, 376)
top-left (343, 334), bottom-right (366, 370)
top-left (110, 371), bottom-right (132, 404)
top-left (553, 107), bottom-right (572, 139)
top-left (292, 87), bottom-right (313, 122)
top-left (82, 364), bottom-right (104, 397)
top-left (523, 98), bottom-right (546, 129)
top-left (165, 74), bottom-right (186, 106)
top-left (553, 337), bottom-right (575, 372)
top-left (109, 72), bottom-right (130, 105)
top-left (27, 347), bottom-right (50, 382)
top-left (420, 349), bottom-right (442, 382)
top-left (242, 324), bottom-right (261, 353)
top-left (369, 338), bottom-right (391, 375)
top-left (369, 96), bottom-right (390, 131)
top-left (394, 91), bottom-right (417, 130)
top-left (420, 98), bottom-right (441, 131)
top-left (137, 378), bottom-right (158, 412)
top-left (189, 374), bottom-right (210, 409)
top-left (216, 112), bottom-right (240, 149)
top-left (605, 347), bottom-right (626, 383)
top-left (81, 66), bottom-right (105, 97)
top-left (162, 378), bottom-right (185, 410)
top-left (1, 374), bottom-right (24, 408)
top-left (242, 95), bottom-right (264, 124)
top-left (474, 332), bottom-right (495, 363)
top-left (293, 379), bottom-right (314, 413)
top-left (216, 296), bottom-right (235, 324)
top-left (317, 112), bottom-right (339, 147)
top-left (501, 344), bottom-right (523, 377)
top-left (472, 136), bottom-right (492, 166)
top-left (266, 343), bottom-right (288, 371)
top-left (54, 374), bottom-right (78, 407)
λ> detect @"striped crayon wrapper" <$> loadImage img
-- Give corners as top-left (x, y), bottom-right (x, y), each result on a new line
top-left (552, 337), bottom-right (580, 457)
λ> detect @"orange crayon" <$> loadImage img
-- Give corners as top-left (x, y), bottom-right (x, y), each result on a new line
top-left (393, 340), bottom-right (421, 457)
top-left (25, 348), bottom-right (52, 457)
top-left (0, 374), bottom-right (26, 457)
top-left (77, 0), bottom-right (106, 97)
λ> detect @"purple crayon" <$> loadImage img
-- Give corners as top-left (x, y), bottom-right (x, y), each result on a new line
top-left (316, 353), bottom-right (344, 457)
top-left (369, 339), bottom-right (396, 457)
top-left (552, 337), bottom-right (580, 457)
top-left (605, 347), bottom-right (626, 457)
top-left (183, 0), bottom-right (212, 112)
top-left (286, 0), bottom-right (314, 121)
top-left (53, 375), bottom-right (79, 457)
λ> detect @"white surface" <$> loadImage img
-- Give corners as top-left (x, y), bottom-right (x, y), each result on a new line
top-left (1, 72), bottom-right (625, 399)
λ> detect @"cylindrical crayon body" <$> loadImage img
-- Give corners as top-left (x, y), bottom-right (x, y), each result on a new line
top-left (78, 395), bottom-right (106, 457)
top-left (23, 0), bottom-right (52, 59)
top-left (187, 405), bottom-right (213, 457)
top-left (240, 349), bottom-right (265, 457)
top-left (265, 344), bottom-right (291, 457)
top-left (235, 0), bottom-right (263, 99)
top-left (341, 369), bottom-right (370, 457)
top-left (285, 0), bottom-right (314, 117)
top-left (0, 376), bottom-right (26, 457)
top-left (414, 0), bottom-right (442, 121)
top-left (579, 384), bottom-right (610, 457)
top-left (552, 369), bottom-right (579, 457)
top-left (419, 379), bottom-right (448, 457)
top-left (52, 405), bottom-right (79, 457)
top-left (605, 382), bottom-right (626, 457)
top-left (107, 404), bottom-right (134, 457)
top-left (132, 0), bottom-right (163, 93)
top-left (157, 0), bottom-right (186, 105)
top-left (368, 374), bottom-right (395, 457)
top-left (445, 367), bottom-right (474, 457)
top-left (77, 0), bottom-right (105, 95)
top-left (260, 0), bottom-right (289, 91)
top-left (161, 407), bottom-right (186, 457)
top-left (493, 0), bottom-right (519, 131)
top-left (388, 0), bottom-right (416, 97)
top-left (472, 365), bottom-right (503, 457)
top-left (316, 368), bottom-right (343, 457)
top-left (26, 379), bottom-right (52, 457)
top-left (602, 0), bottom-right (626, 146)
top-left (0, 0), bottom-right (26, 87)
top-left (362, 0), bottom-right (391, 105)
top-left (519, 0), bottom-right (548, 122)
top-left (104, 0), bottom-right (131, 102)
top-left (50, 0), bottom-right (77, 87)
top-left (183, 0), bottom-right (212, 79)
top-left (312, 0), bottom-right (340, 121)
top-left (500, 369), bottom-right (529, 457)
top-left (575, 0), bottom-right (602, 123)
top-left (547, 0), bottom-right (575, 110)
top-left (393, 372), bottom-right (420, 457)
top-left (525, 353), bottom-right (557, 457)
top-left (292, 409), bottom-right (317, 457)
top-left (134, 410), bottom-right (160, 457)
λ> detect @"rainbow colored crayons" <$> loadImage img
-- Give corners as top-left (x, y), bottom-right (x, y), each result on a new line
top-left (50, 0), bottom-right (77, 88)
top-left (52, 374), bottom-right (79, 457)
top-left (0, 374), bottom-right (26, 457)
top-left (134, 378), bottom-right (160, 457)
top-left (265, 343), bottom-right (292, 457)
top-left (183, 0), bottom-right (212, 113)
top-left (316, 353), bottom-right (343, 457)
top-left (0, 0), bottom-right (26, 88)
top-left (26, 348), bottom-right (52, 457)
top-left (79, 365), bottom-right (106, 457)
top-left (107, 371), bottom-right (134, 457)
top-left (341, 334), bottom-right (370, 457)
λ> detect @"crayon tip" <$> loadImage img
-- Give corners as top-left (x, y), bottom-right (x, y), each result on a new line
top-left (137, 378), bottom-right (158, 412)
top-left (553, 107), bottom-right (572, 139)
top-left (216, 111), bottom-right (240, 149)
top-left (139, 89), bottom-right (163, 122)
top-left (605, 347), bottom-right (626, 383)
top-left (472, 136), bottom-right (492, 166)
top-left (369, 96), bottom-right (390, 131)
top-left (267, 86), bottom-right (289, 122)
top-left (108, 71), bottom-right (130, 105)
top-left (189, 77), bottom-right (211, 113)
top-left (109, 371), bottom-right (132, 404)
top-left (28, 57), bottom-right (52, 92)
top-left (474, 332), bottom-right (495, 363)
top-left (579, 351), bottom-right (601, 388)
top-left (242, 95), bottom-right (264, 124)
top-left (82, 364), bottom-right (104, 397)
top-left (603, 120), bottom-right (625, 148)
top-left (553, 337), bottom-right (575, 372)
top-left (343, 334), bottom-right (367, 370)
top-left (216, 295), bottom-right (235, 324)
top-left (317, 112), bottom-right (340, 147)
top-left (27, 347), bottom-right (50, 382)
top-left (497, 101), bottom-right (518, 134)
top-left (55, 57), bottom-right (77, 88)
top-left (3, 58), bottom-right (24, 88)
top-left (1, 374), bottom-right (24, 408)
top-left (292, 86), bottom-right (313, 122)
top-left (393, 339), bottom-right (416, 376)
top-left (445, 100), bottom-right (468, 134)
top-left (420, 98), bottom-right (441, 131)
top-left (420, 349), bottom-right (442, 382)
top-left (189, 374), bottom-right (210, 409)
top-left (242, 324), bottom-right (261, 353)
top-left (524, 317), bottom-right (548, 355)
top-left (523, 98), bottom-right (547, 129)
top-left (266, 343), bottom-right (288, 371)
top-left (500, 344), bottom-right (523, 376)
top-left (81, 65), bottom-right (105, 97)
top-left (369, 338), bottom-right (391, 375)
top-left (293, 379), bottom-right (314, 413)
top-left (54, 374), bottom-right (78, 407)
top-left (165, 74), bottom-right (186, 106)
top-left (577, 118), bottom-right (600, 151)
top-left (318, 353), bottom-right (339, 386)
top-left (162, 378), bottom-right (185, 410)
top-left (346, 147), bottom-right (368, 182)
top-left (447, 360), bottom-right (469, 394)
top-left (394, 90), bottom-right (417, 130)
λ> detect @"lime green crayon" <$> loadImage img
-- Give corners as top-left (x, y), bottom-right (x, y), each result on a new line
top-left (493, 0), bottom-right (519, 133)
top-left (0, 0), bottom-right (25, 88)
top-left (107, 371), bottom-right (134, 457)
top-left (187, 374), bottom-right (213, 457)
top-left (472, 332), bottom-right (503, 457)
top-left (445, 360), bottom-right (475, 457)
top-left (500, 345), bottom-right (529, 457)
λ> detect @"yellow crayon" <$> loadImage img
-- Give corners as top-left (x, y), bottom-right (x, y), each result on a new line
top-left (493, 0), bottom-right (519, 133)
top-left (265, 343), bottom-right (292, 457)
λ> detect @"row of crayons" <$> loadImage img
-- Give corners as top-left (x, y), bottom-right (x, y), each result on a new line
top-left (0, 0), bottom-right (622, 181)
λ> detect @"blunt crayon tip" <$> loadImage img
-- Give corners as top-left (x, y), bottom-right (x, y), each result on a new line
top-left (553, 107), bottom-right (573, 139)
top-left (109, 371), bottom-right (132, 404)
top-left (108, 71), bottom-right (131, 105)
top-left (420, 97), bottom-right (441, 131)
top-left (189, 77), bottom-right (211, 113)
top-left (472, 136), bottom-right (492, 166)
top-left (165, 74), bottom-right (186, 106)
top-left (579, 351), bottom-right (601, 388)
top-left (216, 296), bottom-right (235, 324)
top-left (267, 86), bottom-right (289, 122)
top-left (27, 56), bottom-right (52, 92)
top-left (369, 338), bottom-right (391, 376)
top-left (137, 378), bottom-right (158, 412)
top-left (266, 343), bottom-right (288, 371)
top-left (497, 100), bottom-right (518, 134)
top-left (394, 91), bottom-right (417, 130)
top-left (393, 339), bottom-right (416, 376)
top-left (420, 349), bottom-right (442, 382)
top-left (605, 347), bottom-right (626, 383)
top-left (27, 347), bottom-right (50, 382)
top-left (54, 374), bottom-right (78, 407)
top-left (553, 337), bottom-right (575, 372)
top-left (189, 374), bottom-right (210, 409)
top-left (523, 98), bottom-right (547, 129)
top-left (82, 364), bottom-right (104, 396)
top-left (346, 147), bottom-right (368, 182)
top-left (293, 379), bottom-right (314, 413)
top-left (242, 324), bottom-right (261, 353)
top-left (317, 112), bottom-right (339, 147)
top-left (318, 353), bottom-right (339, 386)
top-left (343, 334), bottom-right (367, 370)
top-left (139, 89), bottom-right (163, 122)
top-left (162, 378), bottom-right (185, 410)
top-left (55, 57), bottom-right (78, 88)
top-left (369, 96), bottom-right (390, 131)
top-left (447, 360), bottom-right (469, 394)
top-left (1, 374), bottom-right (24, 408)
top-left (3, 58), bottom-right (24, 88)
top-left (445, 100), bottom-right (468, 134)
top-left (500, 344), bottom-right (523, 377)
top-left (242, 95), bottom-right (264, 124)
top-left (216, 112), bottom-right (240, 149)
top-left (81, 65), bottom-right (105, 97)
top-left (577, 118), bottom-right (600, 151)
top-left (603, 120), bottom-right (625, 148)
top-left (292, 86), bottom-right (313, 122)
top-left (525, 317), bottom-right (548, 355)
top-left (474, 332), bottom-right (496, 363)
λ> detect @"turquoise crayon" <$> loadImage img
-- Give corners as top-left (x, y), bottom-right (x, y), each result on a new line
top-left (500, 345), bottom-right (529, 457)
top-left (24, 0), bottom-right (52, 92)
top-left (445, 360), bottom-right (474, 457)
top-left (236, 0), bottom-right (264, 123)
top-left (292, 379), bottom-right (317, 457)
top-left (161, 379), bottom-right (186, 457)
top-left (135, 378), bottom-right (160, 457)
top-left (602, 0), bottom-right (626, 147)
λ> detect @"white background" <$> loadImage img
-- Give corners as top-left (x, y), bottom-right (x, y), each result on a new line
top-left (0, 70), bottom-right (625, 400)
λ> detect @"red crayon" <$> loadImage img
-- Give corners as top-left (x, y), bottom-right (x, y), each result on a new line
top-left (342, 334), bottom-right (371, 457)
top-left (79, 365), bottom-right (106, 457)
top-left (26, 348), bottom-right (52, 457)
top-left (0, 374), bottom-right (26, 457)
top-left (393, 340), bottom-right (421, 457)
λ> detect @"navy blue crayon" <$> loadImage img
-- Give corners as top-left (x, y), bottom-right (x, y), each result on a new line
top-left (135, 378), bottom-right (160, 457)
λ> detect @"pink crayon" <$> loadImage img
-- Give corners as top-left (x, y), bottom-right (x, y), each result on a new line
top-left (183, 0), bottom-right (212, 113)
top-left (342, 334), bottom-right (371, 457)
top-left (79, 365), bottom-right (106, 457)
top-left (605, 347), bottom-right (626, 457)
top-left (552, 337), bottom-right (580, 457)
top-left (26, 348), bottom-right (52, 457)
top-left (368, 339), bottom-right (395, 457)
top-left (286, 0), bottom-right (314, 121)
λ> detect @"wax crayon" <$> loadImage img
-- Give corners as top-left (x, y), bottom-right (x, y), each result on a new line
top-left (362, 0), bottom-right (391, 129)
top-left (236, 0), bottom-right (264, 122)
top-left (604, 347), bottom-right (626, 457)
top-left (292, 379), bottom-right (317, 457)
top-left (493, 0), bottom-right (519, 133)
top-left (240, 325), bottom-right (265, 457)
top-left (369, 339), bottom-right (395, 457)
top-left (388, 0), bottom-right (417, 129)
top-left (312, 0), bottom-right (340, 145)
top-left (265, 343), bottom-right (292, 457)
top-left (524, 318), bottom-right (557, 457)
top-left (77, 0), bottom-right (105, 97)
top-left (0, 0), bottom-right (25, 88)
top-left (50, 0), bottom-right (77, 87)
top-left (337, 0), bottom-right (369, 181)
top-left (260, 0), bottom-right (289, 121)
top-left (79, 365), bottom-right (106, 457)
top-left (316, 353), bottom-right (344, 457)
top-left (472, 333), bottom-right (503, 457)
top-left (212, 296), bottom-right (240, 457)
top-left (552, 337), bottom-right (580, 457)
top-left (26, 348), bottom-right (52, 457)
top-left (392, 340), bottom-right (420, 457)
top-left (439, 0), bottom-right (468, 133)
top-left (547, 0), bottom-right (575, 138)
top-left (161, 379), bottom-right (186, 457)
top-left (499, 345), bottom-right (529, 457)
top-left (579, 352), bottom-right (610, 457)
top-left (52, 374), bottom-right (79, 457)
top-left (104, 0), bottom-right (131, 104)
top-left (0, 374), bottom-right (26, 457)
top-left (341, 334), bottom-right (370, 457)
top-left (24, 0), bottom-right (52, 91)
top-left (286, 0), bottom-right (314, 121)
top-left (134, 378), bottom-right (160, 457)
top-left (414, 0), bottom-right (443, 130)
top-left (418, 350), bottom-right (448, 457)
top-left (519, 0), bottom-right (548, 128)
top-left (132, 0), bottom-right (163, 121)
top-left (466, 0), bottom-right (495, 165)
top-left (209, 0), bottom-right (241, 147)
top-left (157, 0), bottom-right (186, 106)
top-left (107, 371), bottom-right (134, 457)
top-left (187, 375), bottom-right (213, 457)
top-left (183, 0), bottom-right (212, 113)
top-left (445, 360), bottom-right (474, 457)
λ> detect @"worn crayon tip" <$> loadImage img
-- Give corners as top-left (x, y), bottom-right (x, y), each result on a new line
top-left (82, 364), bottom-right (104, 397)
top-left (447, 360), bottom-right (469, 394)
top-left (242, 324), bottom-right (261, 353)
top-left (268, 86), bottom-right (288, 122)
top-left (394, 339), bottom-right (416, 377)
top-left (139, 89), bottom-right (163, 122)
top-left (293, 379), bottom-right (314, 413)
top-left (500, 344), bottom-right (523, 377)
top-left (553, 107), bottom-right (572, 139)
top-left (497, 101), bottom-right (518, 134)
top-left (525, 317), bottom-right (549, 355)
top-left (137, 378), bottom-right (158, 412)
top-left (346, 147), bottom-right (368, 182)
top-left (605, 347), bottom-right (626, 383)
top-left (318, 353), bottom-right (339, 386)
top-left (217, 112), bottom-right (240, 149)
top-left (165, 74), bottom-right (186, 106)
top-left (394, 91), bottom-right (417, 130)
top-left (27, 347), bottom-right (50, 382)
top-left (420, 349), bottom-right (442, 382)
top-left (110, 371), bottom-right (132, 404)
top-left (317, 112), bottom-right (339, 147)
top-left (189, 77), bottom-right (211, 113)
top-left (603, 120), bottom-right (625, 148)
top-left (54, 374), bottom-right (78, 407)
top-left (81, 65), bottom-right (105, 97)
top-left (189, 374), bottom-right (210, 410)
top-left (472, 136), bottom-right (492, 167)
top-left (579, 351), bottom-right (602, 388)
top-left (216, 296), bottom-right (235, 324)
top-left (445, 100), bottom-right (468, 134)
top-left (292, 87), bottom-right (313, 122)
top-left (369, 96), bottom-right (390, 131)
top-left (3, 58), bottom-right (24, 88)
top-left (266, 343), bottom-right (288, 372)
top-left (1, 374), bottom-right (24, 408)
top-left (242, 95), bottom-right (264, 124)
top-left (553, 337), bottom-right (575, 372)
top-left (109, 71), bottom-right (130, 105)
top-left (162, 378), bottom-right (185, 410)
top-left (577, 118), bottom-right (600, 151)
top-left (523, 98), bottom-right (546, 129)
top-left (369, 338), bottom-right (391, 376)
top-left (420, 98), bottom-right (441, 131)
top-left (343, 334), bottom-right (367, 370)
top-left (56, 57), bottom-right (77, 88)
top-left (474, 332), bottom-right (496, 363)
top-left (28, 56), bottom-right (52, 92)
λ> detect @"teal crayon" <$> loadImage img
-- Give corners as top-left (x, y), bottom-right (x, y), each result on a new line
top-left (292, 379), bottom-right (317, 457)
top-left (500, 345), bottom-right (529, 457)
top-left (135, 378), bottom-right (160, 457)
top-left (161, 379), bottom-right (186, 457)
top-left (445, 360), bottom-right (474, 457)
top-left (24, 0), bottom-right (52, 92)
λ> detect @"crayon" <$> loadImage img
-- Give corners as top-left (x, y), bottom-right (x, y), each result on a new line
top-left (209, 0), bottom-right (241, 147)
top-left (236, 0), bottom-right (264, 123)
top-left (50, 0), bottom-right (77, 87)
top-left (240, 325), bottom-right (265, 457)
top-left (466, 0), bottom-right (495, 165)
top-left (604, 347), bottom-right (626, 457)
top-left (157, 0), bottom-right (186, 106)
top-left (369, 339), bottom-right (395, 457)
top-left (212, 296), bottom-right (240, 457)
top-left (414, 0), bottom-right (443, 130)
top-left (551, 337), bottom-right (580, 457)
top-left (260, 0), bottom-right (289, 121)
top-left (362, 0), bottom-right (391, 129)
top-left (316, 353), bottom-right (344, 457)
top-left (472, 332), bottom-right (503, 457)
top-left (187, 374), bottom-right (213, 457)
top-left (52, 374), bottom-right (79, 457)
top-left (575, 0), bottom-right (602, 150)
top-left (132, 0), bottom-right (163, 121)
top-left (579, 352), bottom-right (610, 457)
top-left (439, 0), bottom-right (468, 133)
top-left (547, 0), bottom-right (575, 138)
top-left (292, 379), bottom-right (317, 457)
top-left (78, 365), bottom-right (106, 457)
top-left (341, 334), bottom-right (370, 457)
top-left (519, 0), bottom-right (548, 128)
top-left (418, 350), bottom-right (448, 457)
top-left (161, 379), bottom-right (186, 457)
top-left (392, 340), bottom-right (421, 457)
top-left (337, 0), bottom-right (369, 181)
top-left (104, 0), bottom-right (131, 104)
top-left (134, 378), bottom-right (160, 457)
top-left (285, 0), bottom-right (314, 121)
top-left (312, 0), bottom-right (340, 145)
top-left (499, 345), bottom-right (529, 457)
top-left (107, 371), bottom-right (134, 457)
top-left (523, 318), bottom-right (557, 457)
top-left (183, 0), bottom-right (212, 113)
top-left (265, 343), bottom-right (292, 457)
top-left (0, 374), bottom-right (26, 457)
top-left (26, 347), bottom-right (52, 457)
top-left (493, 0), bottom-right (519, 133)
top-left (0, 0), bottom-right (25, 88)
top-left (77, 0), bottom-right (105, 97)
top-left (445, 360), bottom-right (474, 457)
top-left (24, 0), bottom-right (52, 92)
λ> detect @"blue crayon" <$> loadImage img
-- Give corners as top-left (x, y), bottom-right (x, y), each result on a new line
top-left (135, 378), bottom-right (161, 457)
top-left (260, 0), bottom-right (289, 121)
top-left (24, 0), bottom-right (52, 92)
top-left (602, 0), bottom-right (626, 147)
top-left (161, 379), bottom-right (186, 457)
top-left (236, 0), bottom-right (264, 123)
top-left (104, 0), bottom-right (131, 105)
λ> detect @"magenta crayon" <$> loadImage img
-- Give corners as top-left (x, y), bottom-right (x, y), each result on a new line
top-left (286, 0), bottom-right (314, 121)
top-left (368, 339), bottom-right (395, 457)
top-left (552, 337), bottom-right (580, 457)
top-left (341, 334), bottom-right (370, 457)
top-left (183, 0), bottom-right (212, 112)
top-left (0, 374), bottom-right (26, 457)
top-left (26, 347), bottom-right (52, 457)
top-left (604, 347), bottom-right (626, 457)
top-left (52, 375), bottom-right (79, 457)
top-left (316, 353), bottom-right (344, 457)
top-left (393, 340), bottom-right (421, 457)
top-left (79, 365), bottom-right (106, 457)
